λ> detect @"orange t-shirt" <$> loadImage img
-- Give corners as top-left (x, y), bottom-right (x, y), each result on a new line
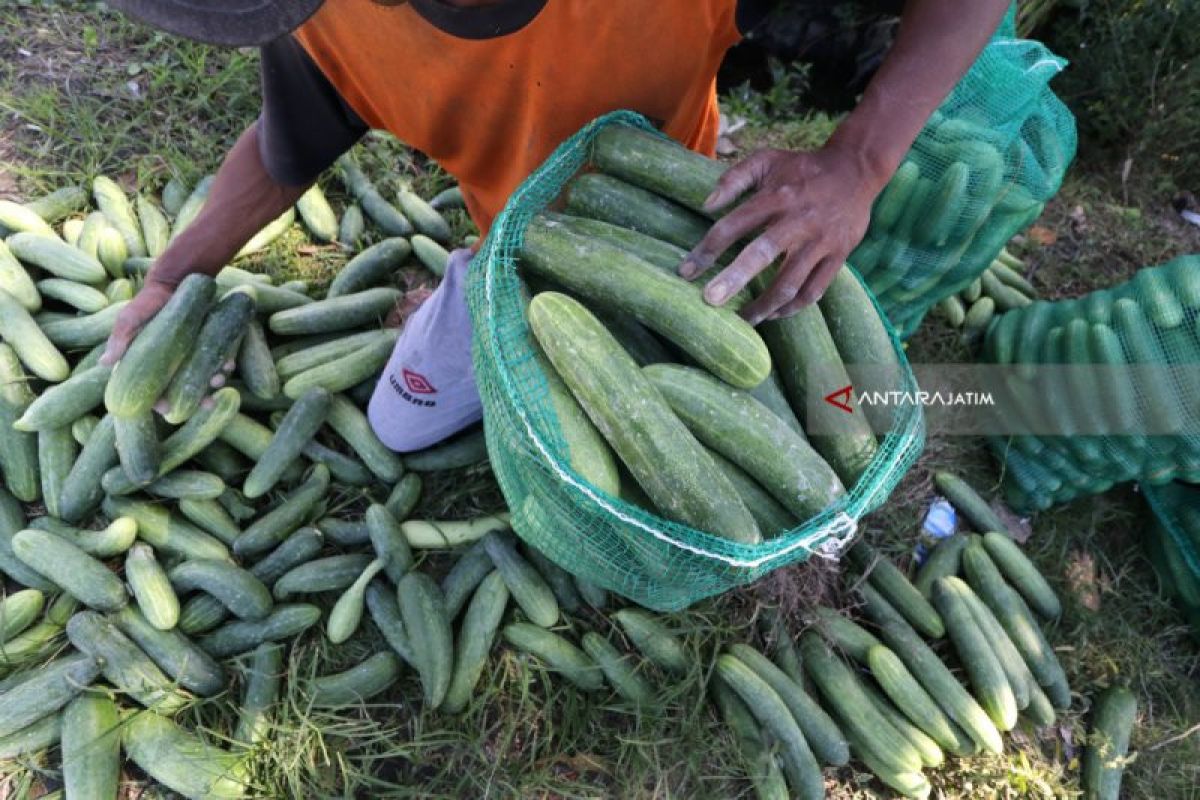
top-left (294, 0), bottom-right (745, 234)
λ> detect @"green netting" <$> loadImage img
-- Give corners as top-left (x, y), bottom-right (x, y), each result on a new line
top-left (1142, 481), bottom-right (1200, 626)
top-left (849, 7), bottom-right (1076, 338)
top-left (467, 111), bottom-right (925, 611)
top-left (982, 254), bottom-right (1200, 513)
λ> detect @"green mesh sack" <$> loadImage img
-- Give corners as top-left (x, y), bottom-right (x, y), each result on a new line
top-left (982, 254), bottom-right (1200, 513)
top-left (467, 111), bottom-right (925, 611)
top-left (1142, 481), bottom-right (1200, 630)
top-left (848, 7), bottom-right (1076, 338)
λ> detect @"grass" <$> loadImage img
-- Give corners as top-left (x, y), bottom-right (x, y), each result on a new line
top-left (2, 2), bottom-right (1200, 799)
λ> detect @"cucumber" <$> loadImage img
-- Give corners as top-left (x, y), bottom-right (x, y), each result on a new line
top-left (1, 488), bottom-right (55, 591)
top-left (0, 588), bottom-right (44, 639)
top-left (15, 363), bottom-right (111, 432)
top-left (327, 558), bottom-right (386, 644)
top-left (0, 652), bottom-right (100, 738)
top-left (96, 224), bottom-right (128, 278)
top-left (0, 199), bottom-right (56, 235)
top-left (861, 680), bottom-right (944, 768)
top-left (171, 559), bottom-right (273, 621)
top-left (612, 608), bottom-right (688, 674)
top-left (912, 534), bottom-right (970, 598)
top-left (309, 651), bottom-right (403, 709)
top-left (529, 292), bottom-right (759, 542)
top-left (366, 504), bottom-right (413, 583)
top-left (111, 605), bottom-right (227, 696)
top-left (933, 471), bottom-right (1012, 535)
top-left (385, 472), bottom-right (423, 520)
top-left (338, 204), bottom-right (365, 248)
top-left (564, 173), bottom-right (709, 250)
top-left (127, 542), bottom-right (180, 630)
top-left (215, 272), bottom-right (311, 315)
top-left (35, 277), bottom-right (108, 312)
top-left (549, 211), bottom-right (690, 274)
top-left (74, 210), bottom-right (107, 258)
top-left (707, 448), bottom-right (797, 535)
top-left (523, 219), bottom-right (770, 389)
top-left (106, 469), bottom-right (226, 501)
top-left (533, 345), bottom-right (621, 496)
top-left (198, 603), bottom-right (321, 658)
top-left (860, 582), bottom-right (1004, 754)
top-left (93, 175), bottom-right (146, 256)
top-left (234, 207), bottom-right (294, 259)
top-left (303, 441), bottom-right (374, 486)
top-left (818, 265), bottom-right (905, 433)
top-left (0, 712), bottom-right (62, 760)
top-left (591, 125), bottom-right (727, 215)
top-left (57, 414), bottom-right (118, 524)
top-left (316, 517), bottom-right (369, 546)
top-left (0, 287), bottom-right (69, 381)
top-left (38, 301), bottom-right (128, 350)
top-left (710, 680), bottom-right (790, 800)
top-left (1082, 685), bottom-right (1137, 800)
top-left (243, 387), bottom-right (330, 498)
top-left (234, 642), bottom-right (283, 747)
top-left (746, 368), bottom-right (805, 437)
top-left (715, 653), bottom-right (824, 800)
top-left (411, 234), bottom-right (450, 277)
top-left (581, 631), bottom-right (655, 707)
top-left (524, 546), bottom-right (582, 614)
top-left (269, 287), bottom-right (400, 336)
top-left (331, 238), bottom-right (411, 297)
top-left (327, 394), bottom-right (405, 482)
top-left (273, 553), bottom-right (374, 600)
top-left (799, 632), bottom-right (924, 774)
top-left (0, 239), bottom-right (40, 312)
top-left (728, 643), bottom-right (850, 766)
top-left (67, 610), bottom-right (190, 713)
top-left (0, 350), bottom-right (40, 504)
top-left (872, 160), bottom-right (921, 230)
top-left (113, 410), bottom-right (161, 486)
top-left (163, 288), bottom-right (256, 423)
top-left (29, 185), bottom-right (88, 223)
top-left (962, 297), bottom-right (996, 339)
top-left (398, 571), bottom-right (454, 706)
top-left (757, 280), bottom-right (878, 485)
top-left (847, 543), bottom-right (944, 639)
top-left (105, 273), bottom-right (216, 416)
top-left (338, 157), bottom-right (413, 236)
top-left (441, 541), bottom-right (494, 618)
top-left (503, 622), bottom-right (604, 691)
top-left (177, 499), bottom-right (242, 545)
top-left (276, 329), bottom-right (391, 379)
top-left (159, 385), bottom-right (242, 473)
top-left (403, 427), bottom-right (489, 471)
top-left (62, 694), bottom-right (120, 799)
top-left (1133, 267), bottom-right (1185, 328)
top-left (441, 570), bottom-right (511, 712)
top-left (397, 184), bottom-right (452, 243)
top-left (809, 606), bottom-right (882, 664)
top-left (249, 526), bottom-right (325, 586)
top-left (296, 183), bottom-right (339, 242)
top-left (932, 576), bottom-right (1018, 731)
top-left (12, 529), bottom-right (127, 611)
top-left (962, 542), bottom-right (1070, 706)
top-left (6, 231), bottom-right (107, 284)
top-left (102, 496), bottom-right (232, 562)
top-left (365, 580), bottom-right (415, 665)
top-left (161, 177), bottom-right (190, 215)
top-left (647, 364), bottom-right (845, 520)
top-left (236, 318), bottom-right (280, 400)
top-left (72, 413), bottom-right (100, 444)
top-left (138, 194), bottom-right (171, 257)
top-left (29, 516), bottom-right (137, 559)
top-left (282, 329), bottom-right (397, 398)
top-left (959, 581), bottom-right (1033, 711)
top-left (233, 464), bottom-right (330, 558)
top-left (482, 531), bottom-right (559, 628)
top-left (123, 710), bottom-right (249, 800)
top-left (866, 645), bottom-right (976, 757)
top-left (982, 531), bottom-right (1061, 618)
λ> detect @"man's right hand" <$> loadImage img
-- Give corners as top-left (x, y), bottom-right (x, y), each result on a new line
top-left (100, 279), bottom-right (178, 366)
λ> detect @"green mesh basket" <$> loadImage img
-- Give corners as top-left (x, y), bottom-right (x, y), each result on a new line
top-left (1143, 481), bottom-right (1200, 582)
top-left (467, 111), bottom-right (926, 611)
top-left (849, 7), bottom-right (1077, 339)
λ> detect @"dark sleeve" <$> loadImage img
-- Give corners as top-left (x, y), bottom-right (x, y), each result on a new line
top-left (735, 0), bottom-right (772, 35)
top-left (258, 36), bottom-right (369, 187)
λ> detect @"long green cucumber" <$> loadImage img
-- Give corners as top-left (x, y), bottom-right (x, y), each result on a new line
top-left (309, 651), bottom-right (403, 707)
top-left (710, 680), bottom-right (790, 800)
top-left (0, 588), bottom-right (43, 640)
top-left (268, 287), bottom-right (400, 336)
top-left (67, 610), bottom-right (190, 713)
top-left (282, 330), bottom-right (397, 398)
top-left (482, 531), bottom-right (559, 628)
top-left (847, 543), bottom-right (944, 639)
top-left (366, 504), bottom-right (413, 583)
top-left (808, 606), bottom-right (882, 664)
top-left (524, 546), bottom-right (582, 615)
top-left (384, 472), bottom-right (423, 521)
top-left (441, 570), bottom-right (510, 713)
top-left (612, 608), bottom-right (689, 674)
top-left (327, 394), bottom-right (404, 483)
top-left (0, 286), bottom-right (69, 381)
top-left (170, 559), bottom-right (273, 621)
top-left (1081, 685), bottom-right (1137, 800)
top-left (933, 471), bottom-right (1013, 535)
top-left (327, 558), bottom-right (386, 644)
top-left (522, 219), bottom-right (770, 389)
top-left (29, 185), bottom-right (88, 222)
top-left (243, 387), bottom-right (330, 498)
top-left (62, 692), bottom-right (122, 800)
top-left (138, 194), bottom-right (171, 257)
top-left (126, 542), bottom-right (180, 630)
top-left (581, 631), bottom-right (655, 707)
top-left (234, 642), bottom-right (284, 747)
top-left (913, 534), bottom-right (970, 598)
top-left (861, 678), bottom-right (944, 768)
top-left (0, 653), bottom-right (100, 738)
top-left (237, 318), bottom-right (280, 400)
top-left (12, 529), bottom-right (127, 611)
top-left (122, 710), bottom-right (249, 800)
top-left (529, 292), bottom-right (759, 542)
top-left (198, 603), bottom-right (321, 658)
top-left (295, 183), bottom-right (339, 242)
top-left (111, 605), bottom-right (227, 696)
top-left (982, 531), bottom-right (1061, 619)
top-left (398, 571), bottom-right (454, 707)
top-left (866, 644), bottom-right (976, 757)
top-left (728, 642), bottom-right (849, 766)
top-left (365, 580), bottom-right (415, 665)
top-left (533, 344), bottom-right (620, 496)
top-left (233, 464), bottom-right (330, 557)
top-left (273, 554), bottom-right (374, 600)
top-left (163, 288), bottom-right (256, 423)
top-left (29, 515), bottom-right (137, 559)
top-left (113, 410), bottom-right (161, 486)
top-left (440, 541), bottom-right (493, 619)
top-left (276, 328), bottom-right (393, 379)
top-left (57, 413), bottom-right (118, 524)
top-left (234, 207), bottom-right (294, 259)
top-left (249, 526), bottom-right (325, 586)
top-left (38, 301), bottom-right (128, 350)
top-left (0, 349), bottom-right (40, 504)
top-left (397, 184), bottom-right (451, 242)
top-left (338, 203), bottom-right (365, 247)
top-left (338, 157), bottom-right (413, 236)
top-left (707, 448), bottom-right (797, 535)
top-left (15, 363), bottom-right (111, 432)
top-left (158, 385), bottom-right (242, 473)
top-left (103, 496), bottom-right (231, 562)
top-left (0, 239), bottom-right (40, 312)
top-left (959, 581), bottom-right (1033, 711)
top-left (35, 277), bottom-right (108, 312)
top-left (402, 427), bottom-right (488, 471)
top-left (646, 363), bottom-right (845, 520)
top-left (0, 712), bottom-right (62, 761)
top-left (503, 622), bottom-right (604, 692)
top-left (591, 125), bottom-right (727, 215)
top-left (93, 175), bottom-right (146, 256)
top-left (7, 231), bottom-right (106, 284)
top-left (564, 172), bottom-right (709, 250)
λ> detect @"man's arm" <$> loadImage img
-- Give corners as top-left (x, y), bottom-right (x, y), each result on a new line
top-left (681, 0), bottom-right (1011, 324)
top-left (100, 122), bottom-right (308, 364)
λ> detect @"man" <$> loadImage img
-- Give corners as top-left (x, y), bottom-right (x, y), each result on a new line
top-left (104, 0), bottom-right (1008, 451)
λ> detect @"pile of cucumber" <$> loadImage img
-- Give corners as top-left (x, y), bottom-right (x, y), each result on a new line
top-left (981, 253), bottom-right (1200, 511)
top-left (512, 125), bottom-right (910, 552)
top-left (1143, 480), bottom-right (1200, 640)
top-left (935, 245), bottom-right (1037, 340)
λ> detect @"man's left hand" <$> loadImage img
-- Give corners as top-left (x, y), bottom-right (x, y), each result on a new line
top-left (678, 143), bottom-right (883, 325)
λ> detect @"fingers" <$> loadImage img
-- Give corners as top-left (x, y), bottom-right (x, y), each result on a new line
top-left (738, 243), bottom-right (821, 324)
top-left (680, 197), bottom-right (778, 280)
top-left (703, 149), bottom-right (775, 213)
top-left (209, 359), bottom-right (236, 388)
top-left (767, 257), bottom-right (844, 320)
top-left (702, 233), bottom-right (784, 307)
top-left (99, 284), bottom-right (172, 366)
